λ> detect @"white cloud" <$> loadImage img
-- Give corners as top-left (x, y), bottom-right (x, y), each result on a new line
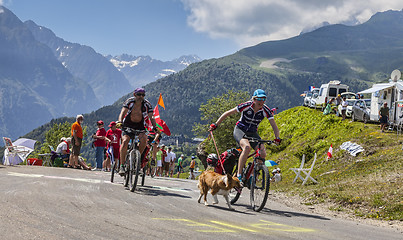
top-left (181, 0), bottom-right (403, 48)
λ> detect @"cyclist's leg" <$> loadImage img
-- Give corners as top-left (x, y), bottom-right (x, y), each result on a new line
top-left (138, 132), bottom-right (147, 154)
top-left (237, 139), bottom-right (252, 175)
top-left (233, 126), bottom-right (251, 176)
top-left (120, 135), bottom-right (130, 166)
top-left (257, 143), bottom-right (266, 159)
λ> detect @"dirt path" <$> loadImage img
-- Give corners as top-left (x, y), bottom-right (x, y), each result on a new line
top-left (259, 58), bottom-right (291, 69)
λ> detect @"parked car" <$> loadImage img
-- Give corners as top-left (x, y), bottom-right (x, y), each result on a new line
top-left (351, 99), bottom-right (372, 123)
top-left (341, 92), bottom-right (358, 100)
top-left (304, 89), bottom-right (319, 107)
top-left (337, 99), bottom-right (355, 117)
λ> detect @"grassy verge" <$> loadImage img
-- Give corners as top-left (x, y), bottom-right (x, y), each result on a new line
top-left (259, 106), bottom-right (403, 221)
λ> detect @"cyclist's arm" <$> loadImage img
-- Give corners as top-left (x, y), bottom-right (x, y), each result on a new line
top-left (268, 118), bottom-right (280, 139)
top-left (153, 132), bottom-right (161, 142)
top-left (118, 107), bottom-right (128, 122)
top-left (215, 107), bottom-right (238, 126)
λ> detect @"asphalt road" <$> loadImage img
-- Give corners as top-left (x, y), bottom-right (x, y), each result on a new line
top-left (0, 165), bottom-right (401, 240)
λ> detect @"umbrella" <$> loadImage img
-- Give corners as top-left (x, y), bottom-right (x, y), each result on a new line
top-left (265, 160), bottom-right (278, 167)
top-left (3, 138), bottom-right (36, 165)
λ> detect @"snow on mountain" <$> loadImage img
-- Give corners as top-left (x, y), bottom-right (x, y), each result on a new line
top-left (107, 54), bottom-right (201, 87)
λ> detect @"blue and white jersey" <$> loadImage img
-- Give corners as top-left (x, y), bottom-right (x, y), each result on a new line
top-left (236, 101), bottom-right (273, 132)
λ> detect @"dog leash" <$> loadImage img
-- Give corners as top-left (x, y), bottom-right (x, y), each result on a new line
top-left (209, 130), bottom-right (221, 158)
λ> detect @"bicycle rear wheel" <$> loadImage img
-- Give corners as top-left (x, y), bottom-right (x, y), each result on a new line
top-left (229, 188), bottom-right (241, 204)
top-left (149, 160), bottom-right (157, 178)
top-left (110, 158), bottom-right (119, 183)
top-left (229, 166), bottom-right (241, 204)
top-left (130, 149), bottom-right (142, 192)
top-left (141, 166), bottom-right (146, 186)
top-left (123, 154), bottom-right (131, 188)
top-left (250, 163), bottom-right (270, 212)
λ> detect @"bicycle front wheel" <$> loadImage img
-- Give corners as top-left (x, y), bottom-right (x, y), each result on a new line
top-left (250, 164), bottom-right (270, 212)
top-left (130, 149), bottom-right (142, 192)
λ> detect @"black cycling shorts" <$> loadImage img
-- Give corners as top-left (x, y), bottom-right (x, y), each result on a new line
top-left (233, 125), bottom-right (260, 149)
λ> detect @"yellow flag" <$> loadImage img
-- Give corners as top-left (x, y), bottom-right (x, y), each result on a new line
top-left (158, 93), bottom-right (165, 109)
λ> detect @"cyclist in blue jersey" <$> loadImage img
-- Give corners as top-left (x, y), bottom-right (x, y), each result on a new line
top-left (209, 89), bottom-right (281, 182)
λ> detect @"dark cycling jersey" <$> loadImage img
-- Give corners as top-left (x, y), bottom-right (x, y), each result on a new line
top-left (122, 97), bottom-right (153, 129)
top-left (236, 101), bottom-right (273, 132)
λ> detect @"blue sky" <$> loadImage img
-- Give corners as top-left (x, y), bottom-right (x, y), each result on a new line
top-left (2, 0), bottom-right (403, 61)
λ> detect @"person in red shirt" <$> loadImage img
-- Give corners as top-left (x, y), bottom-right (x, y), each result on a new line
top-left (92, 120), bottom-right (107, 170)
top-left (104, 121), bottom-right (122, 171)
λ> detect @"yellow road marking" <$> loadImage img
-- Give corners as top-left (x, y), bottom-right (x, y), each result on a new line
top-left (153, 218), bottom-right (235, 232)
top-left (250, 220), bottom-right (316, 232)
top-left (210, 221), bottom-right (257, 232)
top-left (153, 218), bottom-right (316, 233)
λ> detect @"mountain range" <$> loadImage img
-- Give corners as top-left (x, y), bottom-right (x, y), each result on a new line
top-left (0, 6), bottom-right (200, 141)
top-left (0, 6), bottom-right (99, 140)
top-left (141, 9), bottom-right (403, 136)
top-left (10, 8), bottom-right (403, 164)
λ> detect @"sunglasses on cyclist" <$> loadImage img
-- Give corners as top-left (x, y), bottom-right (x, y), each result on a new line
top-left (255, 97), bottom-right (266, 101)
top-left (136, 93), bottom-right (145, 97)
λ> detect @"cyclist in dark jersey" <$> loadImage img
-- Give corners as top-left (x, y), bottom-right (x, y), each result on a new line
top-left (209, 89), bottom-right (281, 181)
top-left (117, 88), bottom-right (159, 175)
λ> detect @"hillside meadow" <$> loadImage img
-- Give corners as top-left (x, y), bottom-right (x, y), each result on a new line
top-left (258, 106), bottom-right (402, 221)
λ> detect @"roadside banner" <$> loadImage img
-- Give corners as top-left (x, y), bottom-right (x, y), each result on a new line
top-left (340, 141), bottom-right (364, 156)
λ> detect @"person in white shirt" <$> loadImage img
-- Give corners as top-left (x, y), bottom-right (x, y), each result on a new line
top-left (166, 147), bottom-right (176, 178)
top-left (341, 97), bottom-right (348, 120)
top-left (56, 137), bottom-right (71, 159)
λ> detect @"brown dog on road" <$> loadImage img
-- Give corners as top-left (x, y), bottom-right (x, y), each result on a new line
top-left (197, 170), bottom-right (241, 210)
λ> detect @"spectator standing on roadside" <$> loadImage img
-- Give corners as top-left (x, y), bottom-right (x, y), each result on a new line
top-left (176, 154), bottom-right (184, 178)
top-left (189, 156), bottom-right (196, 180)
top-left (69, 115), bottom-right (84, 168)
top-left (92, 120), bottom-right (107, 171)
top-left (104, 121), bottom-right (122, 171)
top-left (155, 144), bottom-right (166, 177)
top-left (161, 145), bottom-right (170, 177)
top-left (167, 147), bottom-right (176, 177)
top-left (335, 94), bottom-right (342, 106)
top-left (341, 97), bottom-right (348, 120)
top-left (379, 102), bottom-right (390, 133)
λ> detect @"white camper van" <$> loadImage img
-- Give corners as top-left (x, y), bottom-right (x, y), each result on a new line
top-left (358, 81), bottom-right (403, 124)
top-left (311, 80), bottom-right (349, 109)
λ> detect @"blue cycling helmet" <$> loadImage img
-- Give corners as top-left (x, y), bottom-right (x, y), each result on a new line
top-left (253, 89), bottom-right (266, 98)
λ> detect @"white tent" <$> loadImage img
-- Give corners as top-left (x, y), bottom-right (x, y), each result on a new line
top-left (3, 138), bottom-right (36, 165)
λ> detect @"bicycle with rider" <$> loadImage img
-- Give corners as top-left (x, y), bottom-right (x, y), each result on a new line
top-left (209, 89), bottom-right (281, 182)
top-left (117, 87), bottom-right (159, 176)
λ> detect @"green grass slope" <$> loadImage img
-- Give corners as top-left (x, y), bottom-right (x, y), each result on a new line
top-left (259, 107), bottom-right (402, 221)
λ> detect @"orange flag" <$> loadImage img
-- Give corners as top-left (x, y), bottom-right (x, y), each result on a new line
top-left (158, 93), bottom-right (165, 109)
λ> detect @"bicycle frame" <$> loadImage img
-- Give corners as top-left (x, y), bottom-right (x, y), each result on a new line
top-left (229, 136), bottom-right (274, 212)
top-left (239, 142), bottom-right (266, 187)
